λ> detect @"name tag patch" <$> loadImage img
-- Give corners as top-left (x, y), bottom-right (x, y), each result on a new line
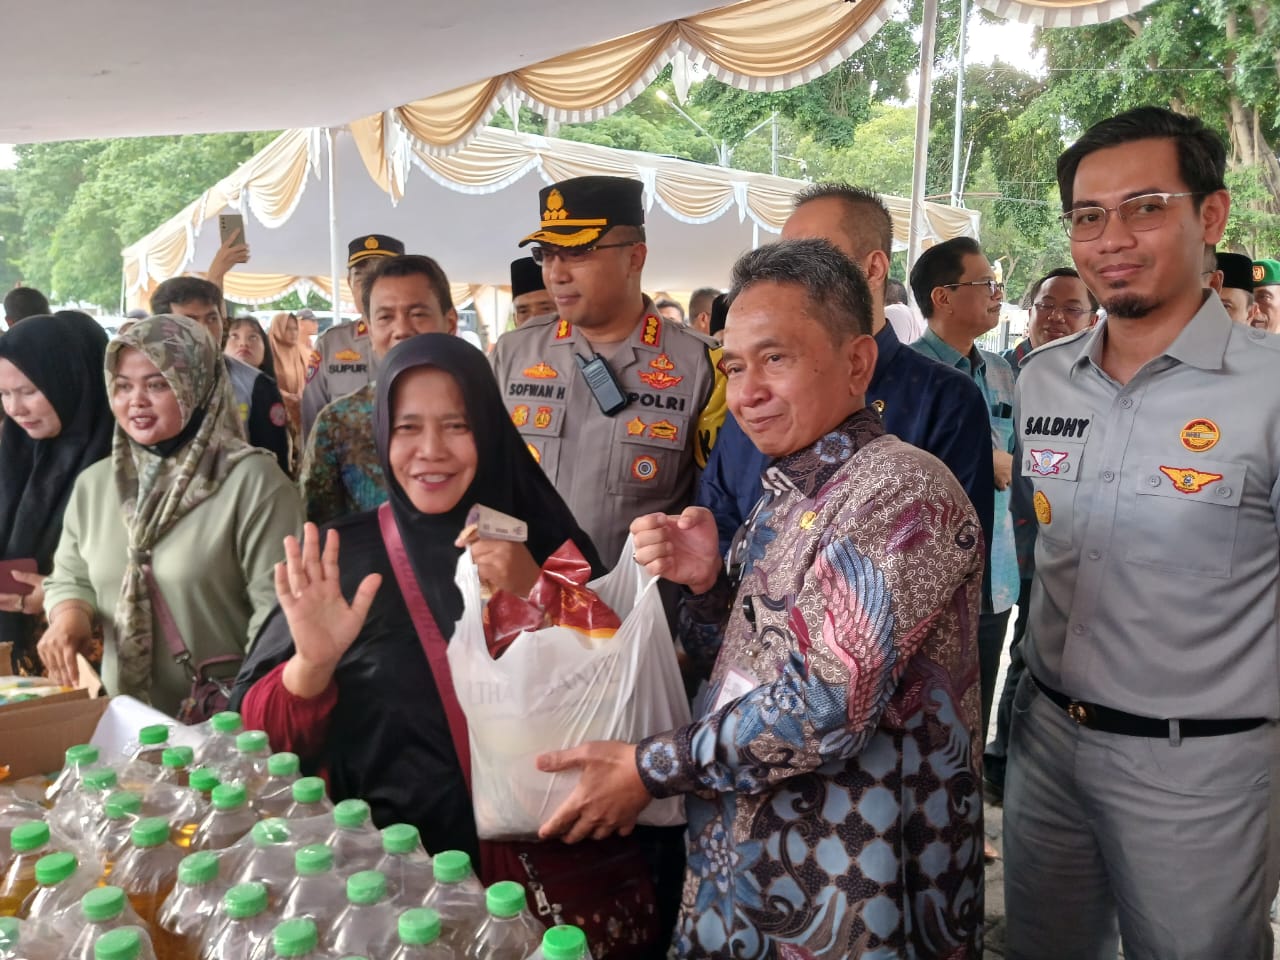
top-left (1025, 414), bottom-right (1090, 439)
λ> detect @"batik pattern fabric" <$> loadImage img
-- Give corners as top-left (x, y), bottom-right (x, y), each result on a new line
top-left (299, 383), bottom-right (387, 525)
top-left (637, 408), bottom-right (985, 959)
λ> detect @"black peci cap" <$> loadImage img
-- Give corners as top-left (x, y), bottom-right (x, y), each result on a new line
top-left (510, 257), bottom-right (545, 298)
top-left (1216, 252), bottom-right (1255, 293)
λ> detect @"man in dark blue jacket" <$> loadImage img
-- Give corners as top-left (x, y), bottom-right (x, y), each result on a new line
top-left (696, 185), bottom-right (993, 664)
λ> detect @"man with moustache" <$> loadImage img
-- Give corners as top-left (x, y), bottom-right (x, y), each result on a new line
top-left (1250, 257), bottom-right (1280, 332)
top-left (1210, 251), bottom-right (1255, 325)
top-left (1004, 106), bottom-right (1280, 960)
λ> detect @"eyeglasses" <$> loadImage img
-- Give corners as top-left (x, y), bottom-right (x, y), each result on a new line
top-left (943, 279), bottom-right (1004, 297)
top-left (1032, 301), bottom-right (1091, 321)
top-left (530, 241), bottom-right (638, 266)
top-left (1060, 192), bottom-right (1200, 241)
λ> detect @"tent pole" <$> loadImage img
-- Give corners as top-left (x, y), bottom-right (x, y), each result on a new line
top-left (950, 0), bottom-right (970, 207)
top-left (908, 0), bottom-right (940, 281)
top-left (327, 127), bottom-right (342, 320)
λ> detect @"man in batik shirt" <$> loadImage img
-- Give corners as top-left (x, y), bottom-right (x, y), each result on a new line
top-left (539, 238), bottom-right (985, 959)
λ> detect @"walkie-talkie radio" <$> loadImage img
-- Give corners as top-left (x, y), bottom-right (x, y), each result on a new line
top-left (575, 353), bottom-right (629, 416)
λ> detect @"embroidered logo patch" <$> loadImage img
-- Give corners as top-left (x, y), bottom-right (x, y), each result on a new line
top-left (648, 419), bottom-right (678, 441)
top-left (1179, 418), bottom-right (1219, 453)
top-left (523, 362), bottom-right (558, 379)
top-left (626, 416), bottom-right (647, 436)
top-left (1034, 490), bottom-right (1052, 525)
top-left (639, 370), bottom-right (683, 390)
top-left (1029, 448), bottom-right (1070, 477)
top-left (1159, 466), bottom-right (1223, 494)
top-left (269, 403), bottom-right (287, 428)
top-left (650, 353), bottom-right (675, 372)
top-left (555, 319), bottom-right (571, 340)
top-left (641, 314), bottom-right (662, 347)
top-left (526, 442), bottom-right (542, 464)
top-left (511, 404), bottom-right (529, 427)
top-left (631, 455), bottom-right (659, 481)
top-left (334, 349), bottom-right (362, 363)
top-left (1254, 265), bottom-right (1266, 283)
top-left (534, 406), bottom-right (552, 429)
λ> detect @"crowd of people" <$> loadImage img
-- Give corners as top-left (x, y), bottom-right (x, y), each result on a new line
top-left (1, 103), bottom-right (1279, 958)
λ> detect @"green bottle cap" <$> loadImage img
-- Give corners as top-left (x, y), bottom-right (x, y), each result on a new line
top-left (431, 850), bottom-right (472, 884)
top-left (93, 926), bottom-right (143, 960)
top-left (211, 782), bottom-right (247, 810)
top-left (333, 798), bottom-right (370, 829)
top-left (345, 870), bottom-right (386, 906)
top-left (35, 851), bottom-right (78, 886)
top-left (486, 880), bottom-right (528, 918)
top-left (81, 885), bottom-right (127, 922)
top-left (235, 730), bottom-right (269, 754)
top-left (291, 776), bottom-right (326, 805)
top-left (295, 844), bottom-right (334, 877)
top-left (129, 817), bottom-right (170, 848)
top-left (380, 823), bottom-right (421, 855)
top-left (398, 907), bottom-right (442, 945)
top-left (224, 881), bottom-right (269, 918)
top-left (189, 767), bottom-right (220, 793)
top-left (138, 724), bottom-right (169, 746)
top-left (0, 917), bottom-right (16, 949)
top-left (541, 925), bottom-right (589, 960)
top-left (10, 820), bottom-right (49, 852)
top-left (209, 711), bottom-right (243, 734)
top-left (251, 819), bottom-right (291, 846)
top-left (162, 746), bottom-right (195, 769)
top-left (177, 851), bottom-right (219, 886)
top-left (267, 752), bottom-right (300, 777)
top-left (82, 768), bottom-right (119, 793)
top-left (103, 790), bottom-right (143, 820)
top-left (272, 917), bottom-right (320, 957)
top-left (64, 744), bottom-right (99, 767)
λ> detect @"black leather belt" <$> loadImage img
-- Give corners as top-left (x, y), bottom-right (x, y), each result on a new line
top-left (1030, 674), bottom-right (1265, 738)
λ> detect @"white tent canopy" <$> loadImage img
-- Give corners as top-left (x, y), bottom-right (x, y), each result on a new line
top-left (121, 125), bottom-right (981, 313)
top-left (3, 0), bottom-right (1158, 146)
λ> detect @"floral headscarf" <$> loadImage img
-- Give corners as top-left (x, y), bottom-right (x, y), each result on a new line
top-left (105, 314), bottom-right (266, 701)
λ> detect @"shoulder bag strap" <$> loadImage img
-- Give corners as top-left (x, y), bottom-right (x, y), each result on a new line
top-left (142, 562), bottom-right (195, 678)
top-left (377, 502), bottom-right (472, 791)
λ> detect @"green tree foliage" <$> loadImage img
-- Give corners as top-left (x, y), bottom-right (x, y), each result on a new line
top-left (0, 170), bottom-right (23, 291)
top-left (13, 132), bottom-right (277, 308)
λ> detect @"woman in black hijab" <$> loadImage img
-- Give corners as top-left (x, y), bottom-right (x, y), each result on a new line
top-left (0, 312), bottom-right (113, 673)
top-left (232, 333), bottom-right (604, 857)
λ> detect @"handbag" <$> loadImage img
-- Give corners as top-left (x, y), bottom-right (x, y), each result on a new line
top-left (142, 563), bottom-right (240, 725)
top-left (377, 504), bottom-right (663, 959)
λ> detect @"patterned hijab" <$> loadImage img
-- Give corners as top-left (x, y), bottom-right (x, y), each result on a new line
top-left (105, 315), bottom-right (265, 701)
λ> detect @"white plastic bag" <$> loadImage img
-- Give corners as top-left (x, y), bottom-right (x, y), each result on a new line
top-left (449, 537), bottom-right (689, 840)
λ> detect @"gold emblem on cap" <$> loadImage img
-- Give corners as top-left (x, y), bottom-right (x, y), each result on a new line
top-left (1254, 265), bottom-right (1266, 283)
top-left (364, 236), bottom-right (380, 250)
top-left (544, 189), bottom-right (568, 222)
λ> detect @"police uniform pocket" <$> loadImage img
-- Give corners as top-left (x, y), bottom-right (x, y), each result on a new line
top-left (606, 412), bottom-right (688, 500)
top-left (508, 399), bottom-right (565, 479)
top-left (1024, 439), bottom-right (1084, 549)
top-left (1124, 458), bottom-right (1246, 579)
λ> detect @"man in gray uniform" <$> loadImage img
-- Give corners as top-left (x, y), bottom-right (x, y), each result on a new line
top-left (300, 233), bottom-right (405, 437)
top-left (1004, 106), bottom-right (1280, 960)
top-left (492, 175), bottom-right (726, 568)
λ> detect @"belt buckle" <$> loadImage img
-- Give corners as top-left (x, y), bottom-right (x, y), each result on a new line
top-left (1068, 701), bottom-right (1092, 726)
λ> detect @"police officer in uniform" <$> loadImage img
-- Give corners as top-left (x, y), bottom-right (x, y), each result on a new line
top-left (1005, 107), bottom-right (1280, 960)
top-left (492, 176), bottom-right (726, 567)
top-left (301, 234), bottom-right (405, 437)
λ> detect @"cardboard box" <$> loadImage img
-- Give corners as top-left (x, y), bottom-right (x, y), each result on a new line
top-left (1, 695), bottom-right (110, 780)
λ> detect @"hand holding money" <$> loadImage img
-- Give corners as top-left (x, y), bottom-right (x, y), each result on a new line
top-left (455, 505), bottom-right (541, 599)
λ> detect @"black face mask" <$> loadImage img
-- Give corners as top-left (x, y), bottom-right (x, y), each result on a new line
top-left (143, 406), bottom-right (207, 458)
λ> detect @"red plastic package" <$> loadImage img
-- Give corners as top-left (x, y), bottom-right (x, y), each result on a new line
top-left (482, 540), bottom-right (622, 659)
